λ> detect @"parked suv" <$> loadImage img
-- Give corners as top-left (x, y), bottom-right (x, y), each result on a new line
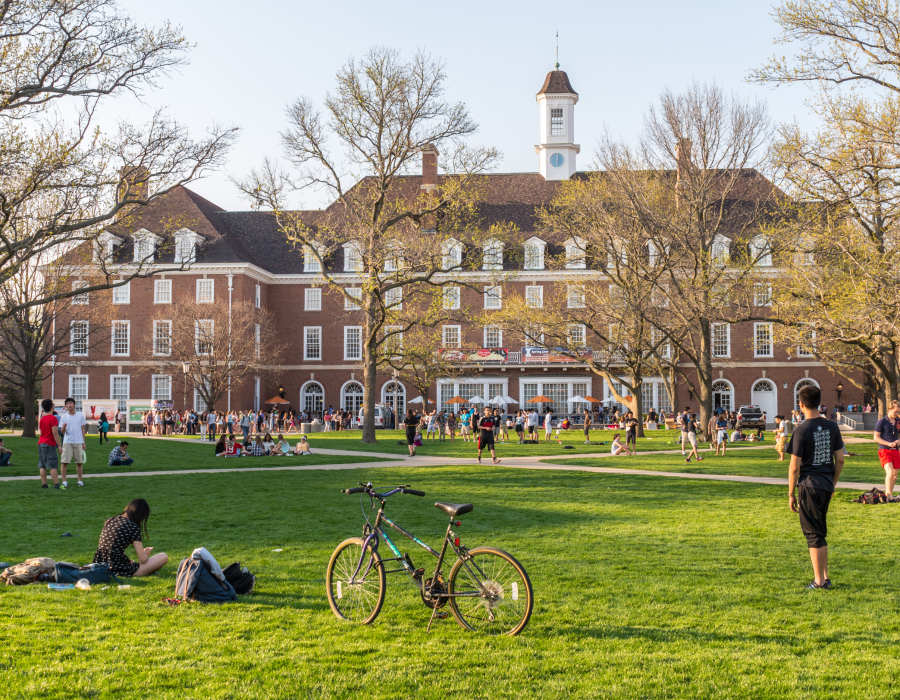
top-left (736, 405), bottom-right (766, 431)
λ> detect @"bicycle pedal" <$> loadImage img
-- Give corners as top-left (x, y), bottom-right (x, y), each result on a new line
top-left (434, 611), bottom-right (449, 620)
top-left (413, 568), bottom-right (425, 581)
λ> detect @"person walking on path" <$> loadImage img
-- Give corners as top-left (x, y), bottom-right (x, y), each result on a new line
top-left (240, 412), bottom-right (251, 443)
top-left (98, 412), bottom-right (110, 445)
top-left (624, 412), bottom-right (639, 455)
top-left (583, 408), bottom-right (592, 444)
top-left (787, 384), bottom-right (844, 590)
top-left (404, 409), bottom-right (419, 457)
top-left (58, 397), bottom-right (87, 488)
top-left (873, 400), bottom-right (900, 498)
top-left (715, 415), bottom-right (729, 456)
top-left (684, 413), bottom-right (703, 464)
top-left (476, 408), bottom-right (501, 465)
top-left (37, 399), bottom-right (62, 489)
top-left (774, 415), bottom-right (788, 461)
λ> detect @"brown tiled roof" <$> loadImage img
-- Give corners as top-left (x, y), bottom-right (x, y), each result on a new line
top-left (537, 70), bottom-right (577, 96)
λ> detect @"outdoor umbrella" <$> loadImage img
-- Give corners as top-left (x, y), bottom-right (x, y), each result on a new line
top-left (468, 397), bottom-right (484, 404)
top-left (407, 396), bottom-right (434, 404)
top-left (265, 396), bottom-right (291, 405)
top-left (488, 395), bottom-right (507, 405)
top-left (583, 396), bottom-right (602, 403)
top-left (446, 397), bottom-right (468, 405)
top-left (568, 396), bottom-right (587, 403)
top-left (501, 396), bottom-right (519, 404)
top-left (526, 395), bottom-right (552, 403)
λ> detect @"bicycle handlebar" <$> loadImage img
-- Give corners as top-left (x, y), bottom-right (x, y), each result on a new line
top-left (341, 484), bottom-right (425, 497)
top-left (342, 487), bottom-right (365, 494)
top-left (401, 488), bottom-right (425, 497)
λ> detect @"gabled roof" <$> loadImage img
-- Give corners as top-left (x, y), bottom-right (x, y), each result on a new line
top-left (537, 69), bottom-right (577, 96)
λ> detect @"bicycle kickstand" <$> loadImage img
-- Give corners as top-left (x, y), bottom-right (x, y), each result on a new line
top-left (426, 606), bottom-right (449, 633)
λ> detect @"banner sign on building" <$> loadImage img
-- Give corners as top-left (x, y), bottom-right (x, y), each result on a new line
top-left (521, 347), bottom-right (592, 363)
top-left (129, 405), bottom-right (152, 422)
top-left (440, 348), bottom-right (508, 363)
top-left (83, 402), bottom-right (118, 421)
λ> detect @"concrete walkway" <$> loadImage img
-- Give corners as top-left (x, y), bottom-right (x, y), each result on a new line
top-left (0, 435), bottom-right (881, 491)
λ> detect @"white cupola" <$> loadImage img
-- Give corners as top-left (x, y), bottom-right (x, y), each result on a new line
top-left (534, 66), bottom-right (580, 181)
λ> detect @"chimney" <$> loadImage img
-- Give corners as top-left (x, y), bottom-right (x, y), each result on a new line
top-left (118, 165), bottom-right (150, 204)
top-left (421, 144), bottom-right (439, 191)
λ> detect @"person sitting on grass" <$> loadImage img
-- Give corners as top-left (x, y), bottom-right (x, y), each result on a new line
top-left (730, 428), bottom-right (745, 443)
top-left (93, 498), bottom-right (168, 578)
top-left (218, 436), bottom-right (242, 457)
top-left (248, 436), bottom-right (265, 456)
top-left (262, 433), bottom-right (276, 455)
top-left (555, 417), bottom-right (570, 444)
top-left (214, 435), bottom-right (227, 456)
top-left (275, 434), bottom-right (291, 455)
top-left (610, 434), bottom-right (626, 456)
top-left (293, 436), bottom-right (312, 455)
top-left (414, 429), bottom-right (423, 447)
top-left (108, 441), bottom-right (134, 467)
top-left (0, 438), bottom-right (13, 466)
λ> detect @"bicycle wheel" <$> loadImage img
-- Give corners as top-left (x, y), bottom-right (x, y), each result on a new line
top-left (326, 537), bottom-right (386, 624)
top-left (447, 547), bottom-right (533, 636)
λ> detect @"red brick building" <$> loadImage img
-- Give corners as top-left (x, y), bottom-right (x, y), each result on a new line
top-left (44, 68), bottom-right (851, 425)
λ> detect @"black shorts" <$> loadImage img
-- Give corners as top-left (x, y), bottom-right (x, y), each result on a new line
top-left (798, 485), bottom-right (831, 548)
top-left (479, 432), bottom-right (494, 448)
top-left (515, 424), bottom-right (524, 433)
top-left (626, 433), bottom-right (636, 444)
top-left (583, 425), bottom-right (591, 435)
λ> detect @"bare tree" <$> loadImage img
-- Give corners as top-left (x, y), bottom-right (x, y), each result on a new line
top-left (0, 0), bottom-right (237, 316)
top-left (143, 299), bottom-right (284, 412)
top-left (235, 47), bottom-right (506, 443)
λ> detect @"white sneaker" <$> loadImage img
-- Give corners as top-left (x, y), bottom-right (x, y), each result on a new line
top-left (77, 481), bottom-right (84, 487)
top-left (62, 481), bottom-right (68, 487)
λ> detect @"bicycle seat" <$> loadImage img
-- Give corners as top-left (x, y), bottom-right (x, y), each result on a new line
top-left (434, 502), bottom-right (473, 517)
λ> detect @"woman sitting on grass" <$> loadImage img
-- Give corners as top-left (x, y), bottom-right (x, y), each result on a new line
top-left (262, 433), bottom-right (276, 454)
top-left (274, 434), bottom-right (291, 455)
top-left (293, 436), bottom-right (312, 455)
top-left (93, 498), bottom-right (168, 577)
top-left (610, 434), bottom-right (626, 456)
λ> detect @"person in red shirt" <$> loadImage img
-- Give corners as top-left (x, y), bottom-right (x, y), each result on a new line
top-left (38, 398), bottom-right (62, 489)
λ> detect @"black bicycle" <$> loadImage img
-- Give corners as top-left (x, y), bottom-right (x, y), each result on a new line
top-left (326, 483), bottom-right (533, 635)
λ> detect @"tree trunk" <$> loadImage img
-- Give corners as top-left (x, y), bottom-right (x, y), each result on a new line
top-left (361, 309), bottom-right (378, 444)
top-left (696, 322), bottom-right (713, 441)
top-left (21, 375), bottom-right (37, 438)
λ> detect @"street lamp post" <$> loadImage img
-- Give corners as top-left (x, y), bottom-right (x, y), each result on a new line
top-left (182, 362), bottom-right (190, 411)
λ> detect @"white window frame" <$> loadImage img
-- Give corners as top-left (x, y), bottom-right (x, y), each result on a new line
top-left (303, 245), bottom-right (322, 273)
top-left (69, 375), bottom-right (88, 412)
top-left (385, 325), bottom-right (403, 355)
top-left (196, 278), bottom-right (214, 304)
top-left (442, 239), bottom-right (463, 270)
top-left (154, 279), bottom-right (172, 304)
top-left (711, 323), bottom-right (731, 358)
top-left (345, 287), bottom-right (362, 310)
top-left (195, 319), bottom-right (214, 356)
top-left (132, 231), bottom-right (159, 264)
top-left (152, 374), bottom-right (172, 402)
top-left (344, 326), bottom-right (362, 361)
top-left (565, 237), bottom-right (586, 269)
top-left (443, 286), bottom-right (460, 310)
top-left (568, 323), bottom-right (586, 347)
top-left (304, 326), bottom-right (322, 361)
top-left (550, 107), bottom-right (564, 136)
top-left (71, 280), bottom-right (89, 305)
top-left (254, 323), bottom-right (260, 359)
top-left (567, 285), bottom-right (585, 309)
top-left (524, 238), bottom-right (546, 270)
top-left (754, 283), bottom-right (773, 307)
top-left (110, 374), bottom-right (130, 411)
top-left (484, 326), bottom-right (502, 348)
top-left (526, 285), bottom-right (543, 308)
top-left (482, 240), bottom-right (504, 270)
top-left (70, 320), bottom-right (89, 357)
top-left (255, 283), bottom-right (261, 308)
top-left (385, 286), bottom-right (403, 310)
top-left (443, 325), bottom-right (461, 349)
top-left (754, 322), bottom-right (774, 358)
top-left (750, 236), bottom-right (772, 267)
top-left (384, 244), bottom-right (402, 272)
top-left (484, 285), bottom-right (502, 309)
top-left (173, 230), bottom-right (201, 264)
top-left (797, 330), bottom-right (816, 358)
top-left (111, 320), bottom-right (130, 357)
top-left (112, 281), bottom-right (130, 305)
top-left (153, 320), bottom-right (172, 356)
top-left (305, 287), bottom-right (321, 311)
top-left (711, 235), bottom-right (730, 265)
top-left (343, 242), bottom-right (363, 272)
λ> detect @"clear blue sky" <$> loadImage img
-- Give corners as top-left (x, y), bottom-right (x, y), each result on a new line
top-left (110, 0), bottom-right (813, 211)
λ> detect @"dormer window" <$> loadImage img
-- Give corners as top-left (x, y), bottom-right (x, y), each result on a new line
top-left (343, 242), bottom-right (363, 272)
top-left (482, 240), bottom-right (504, 270)
top-left (304, 245), bottom-right (323, 273)
top-left (711, 235), bottom-right (730, 266)
top-left (442, 238), bottom-right (463, 270)
top-left (173, 229), bottom-right (203, 264)
top-left (749, 236), bottom-right (772, 267)
top-left (524, 238), bottom-right (546, 270)
top-left (95, 232), bottom-right (123, 264)
top-left (132, 229), bottom-right (160, 264)
top-left (384, 243), bottom-right (402, 272)
top-left (550, 108), bottom-right (564, 136)
top-left (564, 237), bottom-right (586, 269)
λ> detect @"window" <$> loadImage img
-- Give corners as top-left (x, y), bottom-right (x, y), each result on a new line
top-left (443, 325), bottom-right (461, 348)
top-left (568, 324), bottom-right (586, 346)
top-left (344, 243), bottom-right (363, 272)
top-left (712, 323), bottom-right (731, 358)
top-left (152, 375), bottom-right (171, 402)
top-left (384, 326), bottom-right (403, 355)
top-left (255, 283), bottom-right (261, 308)
top-left (750, 236), bottom-right (772, 267)
top-left (797, 330), bottom-right (816, 357)
top-left (174, 234), bottom-right (197, 264)
top-left (651, 326), bottom-right (671, 359)
top-left (384, 244), bottom-right (401, 272)
top-left (345, 287), bottom-right (362, 310)
top-left (484, 286), bottom-right (502, 309)
top-left (344, 326), bottom-right (362, 361)
top-left (712, 380), bottom-right (733, 413)
top-left (69, 375), bottom-right (88, 413)
top-left (70, 321), bottom-right (89, 356)
top-left (607, 241), bottom-right (627, 268)
top-left (483, 240), bottom-right (504, 270)
top-left (195, 319), bottom-right (214, 355)
top-left (385, 287), bottom-right (402, 310)
top-left (302, 381), bottom-right (324, 415)
top-left (550, 107), bottom-right (564, 136)
top-left (303, 245), bottom-right (321, 273)
top-left (153, 320), bottom-right (172, 356)
top-left (112, 281), bottom-right (130, 304)
top-left (72, 280), bottom-right (89, 305)
top-left (133, 234), bottom-right (156, 263)
top-left (443, 286), bottom-right (460, 310)
top-left (305, 288), bottom-right (321, 311)
top-left (195, 384), bottom-right (209, 413)
top-left (648, 241), bottom-right (669, 267)
top-left (442, 239), bottom-right (462, 270)
top-left (524, 240), bottom-right (545, 270)
top-left (565, 239), bottom-right (586, 269)
top-left (111, 320), bottom-right (130, 356)
top-left (154, 279), bottom-right (171, 304)
top-left (754, 322), bottom-right (773, 358)
top-left (304, 327), bottom-right (321, 360)
top-left (754, 283), bottom-right (773, 307)
top-left (711, 236), bottom-right (730, 265)
top-left (484, 326), bottom-right (502, 348)
top-left (526, 286), bottom-right (543, 308)
top-left (196, 279), bottom-right (214, 304)
top-left (254, 323), bottom-right (260, 358)
top-left (567, 285), bottom-right (585, 308)
top-left (254, 376), bottom-right (260, 412)
top-left (111, 375), bottom-right (129, 412)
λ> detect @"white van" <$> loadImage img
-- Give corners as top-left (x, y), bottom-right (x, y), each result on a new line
top-left (356, 404), bottom-right (393, 429)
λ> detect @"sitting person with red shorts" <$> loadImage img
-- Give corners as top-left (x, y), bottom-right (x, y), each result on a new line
top-left (874, 401), bottom-right (900, 498)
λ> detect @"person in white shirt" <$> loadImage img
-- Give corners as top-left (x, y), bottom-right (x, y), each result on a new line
top-left (543, 409), bottom-right (553, 444)
top-left (528, 410), bottom-right (539, 441)
top-left (426, 411), bottom-right (437, 441)
top-left (58, 398), bottom-right (87, 488)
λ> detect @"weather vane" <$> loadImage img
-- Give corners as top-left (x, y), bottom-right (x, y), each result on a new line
top-left (555, 31), bottom-right (559, 70)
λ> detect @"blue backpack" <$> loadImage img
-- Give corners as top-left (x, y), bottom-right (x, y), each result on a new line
top-left (174, 557), bottom-right (236, 603)
top-left (53, 562), bottom-right (114, 585)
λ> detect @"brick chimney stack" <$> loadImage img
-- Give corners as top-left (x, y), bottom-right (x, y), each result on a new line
top-left (119, 165), bottom-right (150, 203)
top-left (421, 144), bottom-right (439, 191)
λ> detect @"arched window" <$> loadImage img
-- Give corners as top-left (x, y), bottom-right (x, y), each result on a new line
top-left (442, 239), bottom-right (462, 270)
top-left (482, 240), bottom-right (504, 270)
top-left (382, 381), bottom-right (406, 418)
top-left (711, 235), bottom-right (730, 265)
top-left (301, 381), bottom-right (324, 416)
top-left (794, 378), bottom-right (820, 410)
top-left (712, 380), bottom-right (734, 413)
top-left (749, 236), bottom-right (771, 267)
top-left (341, 381), bottom-right (364, 415)
top-left (751, 379), bottom-right (777, 420)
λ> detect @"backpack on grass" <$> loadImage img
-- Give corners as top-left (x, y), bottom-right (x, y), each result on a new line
top-left (854, 488), bottom-right (890, 504)
top-left (53, 562), bottom-right (114, 585)
top-left (222, 562), bottom-right (256, 595)
top-left (175, 557), bottom-right (236, 603)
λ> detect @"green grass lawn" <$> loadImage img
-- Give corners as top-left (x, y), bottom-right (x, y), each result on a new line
top-left (2, 462), bottom-right (900, 698)
top-left (547, 442), bottom-right (888, 484)
top-left (0, 435), bottom-right (390, 477)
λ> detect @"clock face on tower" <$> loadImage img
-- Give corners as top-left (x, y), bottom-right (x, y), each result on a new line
top-left (549, 153), bottom-right (564, 168)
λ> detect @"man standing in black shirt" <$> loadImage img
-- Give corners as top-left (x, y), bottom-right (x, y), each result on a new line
top-left (476, 408), bottom-right (501, 465)
top-left (787, 384), bottom-right (844, 589)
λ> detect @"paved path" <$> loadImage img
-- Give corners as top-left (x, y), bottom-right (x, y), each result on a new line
top-left (0, 435), bottom-right (881, 491)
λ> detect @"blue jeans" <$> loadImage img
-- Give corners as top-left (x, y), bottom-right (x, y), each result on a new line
top-left (0, 452), bottom-right (10, 466)
top-left (110, 458), bottom-right (134, 466)
top-left (242, 426), bottom-right (250, 441)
